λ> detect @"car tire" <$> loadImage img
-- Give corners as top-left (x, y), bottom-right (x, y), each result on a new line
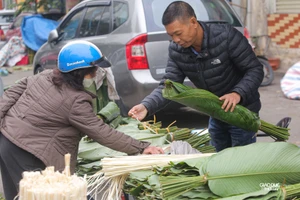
top-left (115, 99), bottom-right (129, 117)
top-left (258, 56), bottom-right (274, 87)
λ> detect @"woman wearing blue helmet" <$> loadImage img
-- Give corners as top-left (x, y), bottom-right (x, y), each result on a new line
top-left (0, 41), bottom-right (164, 200)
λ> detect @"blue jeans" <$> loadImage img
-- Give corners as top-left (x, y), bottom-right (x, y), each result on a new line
top-left (208, 117), bottom-right (256, 152)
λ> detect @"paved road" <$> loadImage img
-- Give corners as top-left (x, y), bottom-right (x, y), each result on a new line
top-left (0, 68), bottom-right (299, 198)
top-left (1, 69), bottom-right (33, 87)
top-left (259, 71), bottom-right (300, 144)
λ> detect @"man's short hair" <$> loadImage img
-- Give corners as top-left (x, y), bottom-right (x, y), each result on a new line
top-left (162, 1), bottom-right (197, 26)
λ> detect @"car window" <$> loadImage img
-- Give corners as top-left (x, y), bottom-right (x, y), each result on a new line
top-left (113, 1), bottom-right (128, 30)
top-left (97, 6), bottom-right (110, 35)
top-left (79, 6), bottom-right (105, 37)
top-left (0, 14), bottom-right (14, 24)
top-left (58, 8), bottom-right (85, 41)
top-left (142, 0), bottom-right (242, 32)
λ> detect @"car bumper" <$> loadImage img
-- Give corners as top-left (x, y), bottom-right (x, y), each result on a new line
top-left (117, 69), bottom-right (191, 111)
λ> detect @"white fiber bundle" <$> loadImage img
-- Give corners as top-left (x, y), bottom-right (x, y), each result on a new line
top-left (19, 154), bottom-right (87, 200)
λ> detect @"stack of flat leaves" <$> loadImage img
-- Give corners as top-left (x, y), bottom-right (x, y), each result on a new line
top-left (124, 142), bottom-right (300, 200)
top-left (76, 160), bottom-right (101, 177)
top-left (77, 118), bottom-right (168, 176)
top-left (124, 157), bottom-right (219, 199)
top-left (77, 117), bottom-right (215, 176)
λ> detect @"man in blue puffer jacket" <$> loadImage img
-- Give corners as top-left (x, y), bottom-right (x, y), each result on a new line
top-left (129, 1), bottom-right (264, 152)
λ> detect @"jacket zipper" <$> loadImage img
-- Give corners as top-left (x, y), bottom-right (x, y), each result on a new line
top-left (196, 55), bottom-right (209, 90)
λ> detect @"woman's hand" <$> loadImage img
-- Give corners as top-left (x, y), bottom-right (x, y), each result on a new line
top-left (142, 146), bottom-right (164, 154)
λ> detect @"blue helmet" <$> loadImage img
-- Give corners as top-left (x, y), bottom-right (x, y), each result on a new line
top-left (57, 40), bottom-right (111, 73)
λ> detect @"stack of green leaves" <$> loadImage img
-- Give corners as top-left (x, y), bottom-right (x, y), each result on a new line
top-left (186, 129), bottom-right (215, 153)
top-left (76, 118), bottom-right (169, 176)
top-left (123, 142), bottom-right (300, 200)
top-left (76, 159), bottom-right (101, 176)
top-left (160, 142), bottom-right (300, 200)
top-left (124, 156), bottom-right (219, 199)
top-left (77, 117), bottom-right (215, 178)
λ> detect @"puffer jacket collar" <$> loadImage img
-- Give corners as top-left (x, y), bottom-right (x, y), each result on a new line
top-left (181, 21), bottom-right (210, 59)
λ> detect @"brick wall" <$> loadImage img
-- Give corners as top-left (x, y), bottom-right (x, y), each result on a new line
top-left (268, 14), bottom-right (300, 48)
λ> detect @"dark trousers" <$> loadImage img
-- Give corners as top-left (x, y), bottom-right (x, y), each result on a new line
top-left (0, 133), bottom-right (46, 200)
top-left (208, 117), bottom-right (256, 152)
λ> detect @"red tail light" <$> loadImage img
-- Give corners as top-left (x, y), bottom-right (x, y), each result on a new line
top-left (244, 27), bottom-right (255, 49)
top-left (244, 27), bottom-right (250, 39)
top-left (126, 34), bottom-right (149, 70)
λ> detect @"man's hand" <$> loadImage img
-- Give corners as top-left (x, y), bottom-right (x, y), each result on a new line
top-left (128, 104), bottom-right (148, 121)
top-left (219, 92), bottom-right (241, 112)
top-left (142, 146), bottom-right (164, 154)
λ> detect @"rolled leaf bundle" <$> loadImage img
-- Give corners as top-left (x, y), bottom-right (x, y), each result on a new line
top-left (162, 79), bottom-right (290, 141)
top-left (98, 101), bottom-right (120, 123)
top-left (109, 115), bottom-right (123, 129)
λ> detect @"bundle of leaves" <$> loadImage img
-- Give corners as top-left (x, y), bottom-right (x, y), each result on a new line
top-left (76, 118), bottom-right (168, 176)
top-left (123, 142), bottom-right (300, 200)
top-left (77, 117), bottom-right (215, 177)
top-left (162, 79), bottom-right (290, 141)
top-left (124, 157), bottom-right (219, 199)
top-left (137, 118), bottom-right (216, 152)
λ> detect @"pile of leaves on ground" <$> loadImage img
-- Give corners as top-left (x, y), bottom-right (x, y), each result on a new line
top-left (76, 116), bottom-right (215, 176)
top-left (123, 142), bottom-right (300, 200)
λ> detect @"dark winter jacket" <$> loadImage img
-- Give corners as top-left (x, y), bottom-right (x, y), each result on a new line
top-left (142, 21), bottom-right (263, 115)
top-left (0, 70), bottom-right (150, 173)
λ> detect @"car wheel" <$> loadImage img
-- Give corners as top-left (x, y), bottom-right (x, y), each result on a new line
top-left (258, 56), bottom-right (274, 87)
top-left (115, 99), bottom-right (129, 117)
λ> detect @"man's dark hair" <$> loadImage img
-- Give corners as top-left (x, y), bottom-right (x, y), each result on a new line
top-left (52, 66), bottom-right (98, 91)
top-left (162, 1), bottom-right (196, 26)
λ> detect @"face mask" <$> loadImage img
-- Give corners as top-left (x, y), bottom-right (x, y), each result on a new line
top-left (83, 78), bottom-right (95, 88)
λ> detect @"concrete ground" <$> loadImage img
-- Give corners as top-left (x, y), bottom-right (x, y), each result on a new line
top-left (0, 66), bottom-right (299, 198)
top-left (258, 68), bottom-right (300, 144)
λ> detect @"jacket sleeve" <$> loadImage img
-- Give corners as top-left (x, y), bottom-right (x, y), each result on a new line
top-left (69, 95), bottom-right (150, 155)
top-left (142, 53), bottom-right (186, 116)
top-left (0, 77), bottom-right (28, 120)
top-left (227, 25), bottom-right (264, 105)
